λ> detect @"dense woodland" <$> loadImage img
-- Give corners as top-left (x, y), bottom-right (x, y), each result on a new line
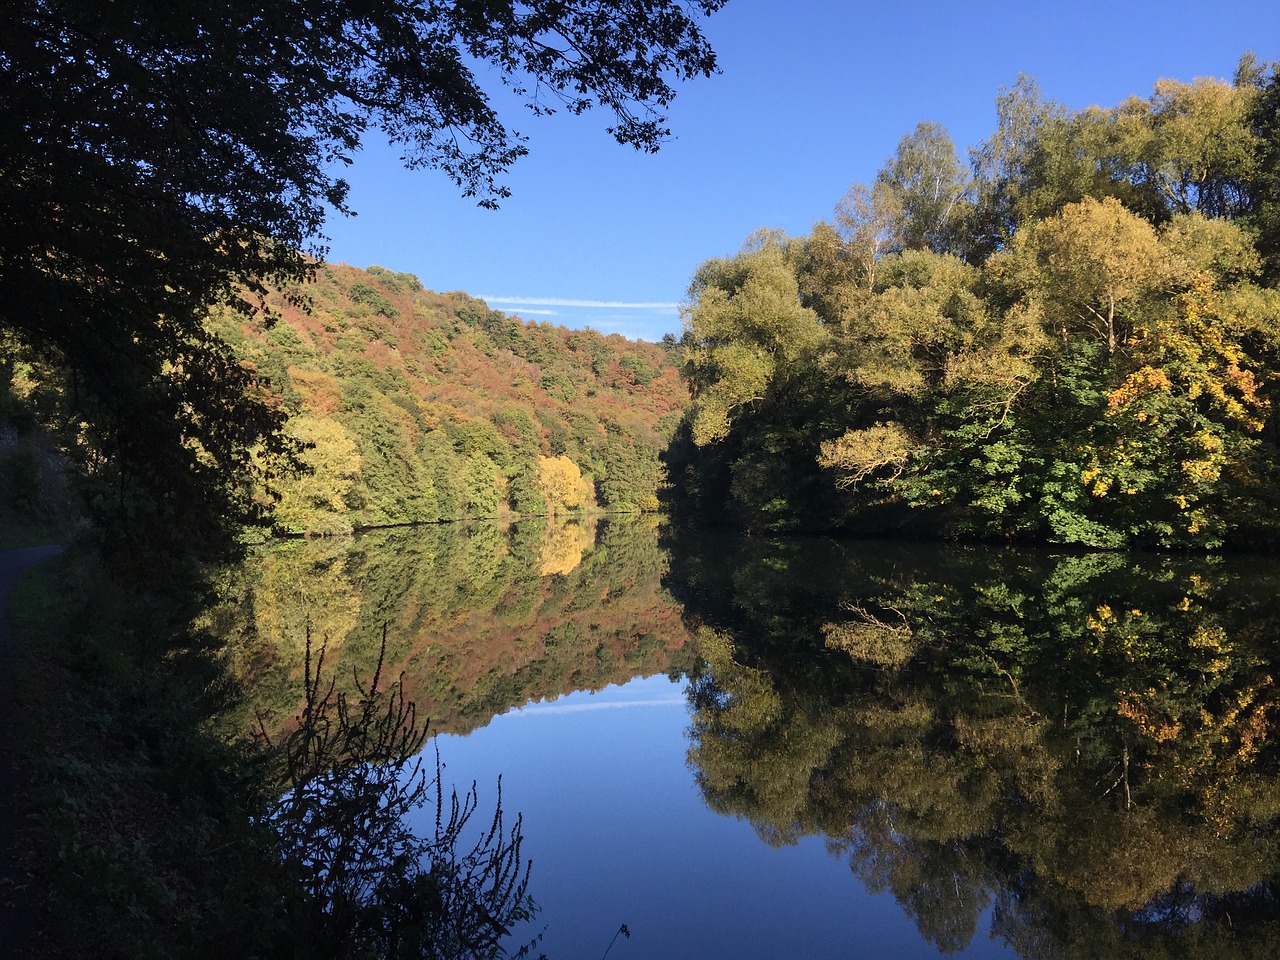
top-left (2, 0), bottom-right (723, 563)
top-left (3, 260), bottom-right (686, 539)
top-left (0, 2), bottom-right (727, 957)
top-left (211, 264), bottom-right (687, 534)
top-left (671, 57), bottom-right (1280, 549)
top-left (5, 2), bottom-right (1280, 953)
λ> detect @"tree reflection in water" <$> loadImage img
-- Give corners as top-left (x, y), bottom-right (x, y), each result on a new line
top-left (668, 530), bottom-right (1280, 958)
top-left (211, 518), bottom-right (1280, 957)
top-left (205, 516), bottom-right (698, 742)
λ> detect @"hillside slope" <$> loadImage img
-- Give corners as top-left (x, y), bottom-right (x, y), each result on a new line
top-left (208, 264), bottom-right (689, 534)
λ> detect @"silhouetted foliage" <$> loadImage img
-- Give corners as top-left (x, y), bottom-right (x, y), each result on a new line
top-left (261, 630), bottom-right (541, 960)
top-left (1, 0), bottom-right (723, 554)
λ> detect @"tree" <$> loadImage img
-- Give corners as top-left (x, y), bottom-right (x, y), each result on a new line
top-left (683, 239), bottom-right (825, 445)
top-left (1020, 197), bottom-right (1168, 353)
top-left (1247, 61), bottom-right (1280, 281)
top-left (966, 74), bottom-right (1064, 258)
top-left (1083, 273), bottom-right (1276, 547)
top-left (0, 0), bottom-right (725, 551)
top-left (1145, 76), bottom-right (1258, 218)
top-left (538, 454), bottom-right (588, 514)
top-left (273, 416), bottom-right (363, 535)
top-left (671, 60), bottom-right (1280, 548)
top-left (874, 121), bottom-right (971, 254)
top-left (832, 181), bottom-right (903, 290)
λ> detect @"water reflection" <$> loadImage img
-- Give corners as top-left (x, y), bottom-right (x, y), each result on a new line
top-left (665, 530), bottom-right (1280, 957)
top-left (205, 516), bottom-right (697, 741)
top-left (208, 520), bottom-right (1280, 958)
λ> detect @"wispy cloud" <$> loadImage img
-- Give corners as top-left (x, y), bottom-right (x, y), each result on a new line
top-left (509, 698), bottom-right (686, 717)
top-left (479, 295), bottom-right (679, 313)
top-left (501, 308), bottom-right (559, 316)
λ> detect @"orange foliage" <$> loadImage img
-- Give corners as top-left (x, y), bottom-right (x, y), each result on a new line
top-left (289, 367), bottom-right (342, 415)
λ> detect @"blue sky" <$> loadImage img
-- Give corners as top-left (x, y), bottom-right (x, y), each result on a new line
top-left (322, 0), bottom-right (1280, 342)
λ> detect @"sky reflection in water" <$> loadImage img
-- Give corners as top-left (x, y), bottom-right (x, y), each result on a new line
top-left (429, 675), bottom-right (1015, 960)
top-left (220, 523), bottom-right (1280, 958)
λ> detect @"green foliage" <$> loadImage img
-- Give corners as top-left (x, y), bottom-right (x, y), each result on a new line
top-left (347, 281), bottom-right (400, 319)
top-left (875, 121), bottom-right (971, 253)
top-left (366, 266), bottom-right (424, 296)
top-left (539, 372), bottom-right (578, 403)
top-left (672, 56), bottom-right (1280, 549)
top-left (1249, 65), bottom-right (1280, 281)
top-left (220, 264), bottom-right (685, 531)
top-left (619, 354), bottom-right (656, 385)
top-left (684, 239), bottom-right (826, 446)
top-left (2, 0), bottom-right (726, 558)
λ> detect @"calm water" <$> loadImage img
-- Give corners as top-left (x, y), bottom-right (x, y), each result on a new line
top-left (213, 518), bottom-right (1280, 959)
top-left (432, 675), bottom-right (1015, 959)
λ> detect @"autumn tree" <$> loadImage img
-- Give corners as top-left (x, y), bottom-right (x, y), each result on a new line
top-left (1018, 197), bottom-right (1169, 354)
top-left (874, 121), bottom-right (971, 254)
top-left (682, 239), bottom-right (826, 446)
top-left (539, 455), bottom-right (589, 514)
top-left (273, 417), bottom-right (362, 535)
top-left (671, 58), bottom-right (1280, 548)
top-left (0, 0), bottom-right (725, 552)
top-left (1145, 76), bottom-right (1258, 218)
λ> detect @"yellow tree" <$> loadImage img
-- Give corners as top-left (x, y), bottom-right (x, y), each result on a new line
top-left (1087, 273), bottom-right (1272, 545)
top-left (538, 455), bottom-right (588, 514)
top-left (1022, 197), bottom-right (1168, 353)
top-left (273, 416), bottom-right (362, 535)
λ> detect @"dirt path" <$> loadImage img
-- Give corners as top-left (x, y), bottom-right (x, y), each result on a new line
top-left (0, 544), bottom-right (65, 957)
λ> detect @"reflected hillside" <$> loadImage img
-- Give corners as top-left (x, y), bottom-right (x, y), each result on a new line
top-left (664, 528), bottom-right (1280, 958)
top-left (206, 517), bottom-right (696, 738)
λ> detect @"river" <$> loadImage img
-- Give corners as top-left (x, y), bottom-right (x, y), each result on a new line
top-left (207, 517), bottom-right (1280, 959)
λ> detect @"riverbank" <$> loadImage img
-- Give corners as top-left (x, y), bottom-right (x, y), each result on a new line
top-left (0, 545), bottom-right (65, 957)
top-left (0, 541), bottom-right (287, 958)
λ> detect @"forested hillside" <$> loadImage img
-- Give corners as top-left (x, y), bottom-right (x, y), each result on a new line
top-left (208, 263), bottom-right (688, 535)
top-left (671, 58), bottom-right (1280, 549)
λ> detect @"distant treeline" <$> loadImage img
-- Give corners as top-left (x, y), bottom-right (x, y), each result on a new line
top-left (670, 57), bottom-right (1280, 549)
top-left (209, 264), bottom-right (688, 535)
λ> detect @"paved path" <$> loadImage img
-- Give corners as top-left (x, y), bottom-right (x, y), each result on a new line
top-left (0, 544), bottom-right (66, 957)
